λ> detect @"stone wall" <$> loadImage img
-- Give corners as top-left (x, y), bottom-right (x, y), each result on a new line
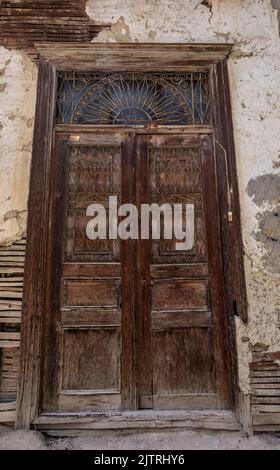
top-left (0, 0), bottom-right (279, 420)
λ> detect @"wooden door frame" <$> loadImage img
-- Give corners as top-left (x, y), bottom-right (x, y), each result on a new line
top-left (16, 43), bottom-right (247, 429)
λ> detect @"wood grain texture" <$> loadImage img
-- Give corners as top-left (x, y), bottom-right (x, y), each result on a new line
top-left (57, 394), bottom-right (121, 412)
top-left (33, 410), bottom-right (241, 431)
top-left (0, 233), bottom-right (25, 420)
top-left (0, 349), bottom-right (19, 401)
top-left (135, 134), bottom-right (153, 410)
top-left (250, 343), bottom-right (280, 430)
top-left (41, 132), bottom-right (125, 414)
top-left (210, 61), bottom-right (247, 323)
top-left (16, 61), bottom-right (57, 429)
top-left (0, 1), bottom-right (108, 61)
top-left (61, 328), bottom-right (121, 392)
top-left (35, 43), bottom-right (232, 71)
top-left (62, 279), bottom-right (120, 308)
top-left (151, 281), bottom-right (209, 311)
top-left (120, 134), bottom-right (136, 410)
top-left (134, 133), bottom-right (231, 411)
top-left (209, 60), bottom-right (247, 420)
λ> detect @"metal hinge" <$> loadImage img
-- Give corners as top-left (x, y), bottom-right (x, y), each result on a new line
top-left (69, 135), bottom-right (80, 142)
top-left (228, 211), bottom-right (233, 223)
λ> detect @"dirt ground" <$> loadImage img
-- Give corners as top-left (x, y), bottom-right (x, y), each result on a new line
top-left (0, 425), bottom-right (280, 450)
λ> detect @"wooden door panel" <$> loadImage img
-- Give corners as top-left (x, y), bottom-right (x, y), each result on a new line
top-left (151, 280), bottom-right (209, 311)
top-left (61, 279), bottom-right (121, 308)
top-left (152, 328), bottom-right (214, 394)
top-left (135, 133), bottom-right (231, 411)
top-left (42, 132), bottom-right (133, 413)
top-left (64, 143), bottom-right (121, 263)
top-left (149, 136), bottom-right (207, 265)
top-left (60, 328), bottom-right (121, 391)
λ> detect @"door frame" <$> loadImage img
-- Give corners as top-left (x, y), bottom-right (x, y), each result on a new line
top-left (16, 43), bottom-right (247, 429)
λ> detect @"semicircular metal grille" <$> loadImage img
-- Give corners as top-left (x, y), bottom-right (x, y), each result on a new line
top-left (56, 72), bottom-right (210, 126)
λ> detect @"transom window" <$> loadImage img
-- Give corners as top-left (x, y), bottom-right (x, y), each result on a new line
top-left (56, 71), bottom-right (210, 126)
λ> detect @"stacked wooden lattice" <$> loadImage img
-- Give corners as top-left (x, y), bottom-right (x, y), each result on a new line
top-left (0, 238), bottom-right (25, 423)
top-left (0, 0), bottom-right (108, 61)
top-left (250, 343), bottom-right (280, 431)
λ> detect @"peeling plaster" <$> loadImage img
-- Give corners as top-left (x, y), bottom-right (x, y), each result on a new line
top-left (99, 15), bottom-right (132, 42)
top-left (0, 46), bottom-right (37, 246)
top-left (247, 174), bottom-right (280, 206)
top-left (0, 82), bottom-right (7, 92)
top-left (254, 206), bottom-right (280, 275)
top-left (0, 209), bottom-right (27, 246)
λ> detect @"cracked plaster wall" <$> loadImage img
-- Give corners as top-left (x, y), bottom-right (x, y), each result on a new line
top-left (0, 47), bottom-right (37, 245)
top-left (0, 0), bottom-right (280, 395)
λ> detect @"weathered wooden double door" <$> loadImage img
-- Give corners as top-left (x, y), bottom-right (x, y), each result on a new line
top-left (42, 130), bottom-right (231, 414)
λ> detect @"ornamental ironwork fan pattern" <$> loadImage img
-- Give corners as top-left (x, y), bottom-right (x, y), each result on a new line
top-left (56, 72), bottom-right (210, 125)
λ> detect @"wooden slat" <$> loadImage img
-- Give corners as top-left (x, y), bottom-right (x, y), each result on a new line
top-left (252, 398), bottom-right (280, 406)
top-left (251, 383), bottom-right (280, 389)
top-left (0, 261), bottom-right (25, 266)
top-left (0, 1), bottom-right (108, 59)
top-left (0, 251), bottom-right (25, 256)
top-left (35, 43), bottom-right (232, 71)
top-left (253, 413), bottom-right (280, 425)
top-left (151, 310), bottom-right (212, 329)
top-left (61, 310), bottom-right (121, 327)
top-left (12, 239), bottom-right (26, 245)
top-left (0, 291), bottom-right (22, 299)
top-left (252, 405), bottom-right (280, 413)
top-left (0, 317), bottom-right (21, 324)
top-left (0, 341), bottom-right (20, 348)
top-left (250, 370), bottom-right (280, 377)
top-left (0, 283), bottom-right (23, 288)
top-left (0, 411), bottom-right (16, 422)
top-left (0, 311), bottom-right (21, 318)
top-left (0, 401), bottom-right (16, 411)
top-left (0, 333), bottom-right (20, 341)
top-left (0, 301), bottom-right (22, 310)
top-left (151, 264), bottom-right (209, 279)
top-left (251, 377), bottom-right (280, 383)
top-left (250, 346), bottom-right (280, 429)
top-left (63, 263), bottom-right (121, 278)
top-left (0, 348), bottom-right (19, 404)
top-left (0, 267), bottom-right (24, 274)
top-left (254, 389), bottom-right (280, 396)
top-left (33, 410), bottom-right (241, 431)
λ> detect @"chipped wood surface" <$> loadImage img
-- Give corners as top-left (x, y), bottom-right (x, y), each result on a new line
top-left (35, 42), bottom-right (232, 71)
top-left (33, 410), bottom-right (241, 432)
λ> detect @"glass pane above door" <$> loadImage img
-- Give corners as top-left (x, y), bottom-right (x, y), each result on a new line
top-left (56, 72), bottom-right (210, 126)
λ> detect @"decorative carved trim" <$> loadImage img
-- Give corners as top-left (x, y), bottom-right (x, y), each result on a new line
top-left (34, 43), bottom-right (233, 71)
top-left (64, 145), bottom-right (121, 263)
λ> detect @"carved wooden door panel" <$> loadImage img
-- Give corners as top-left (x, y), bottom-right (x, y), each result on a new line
top-left (42, 132), bottom-right (134, 412)
top-left (135, 134), bottom-right (231, 410)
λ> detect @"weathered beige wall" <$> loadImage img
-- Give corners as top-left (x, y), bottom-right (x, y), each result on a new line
top-left (0, 47), bottom-right (37, 245)
top-left (0, 0), bottom-right (279, 395)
